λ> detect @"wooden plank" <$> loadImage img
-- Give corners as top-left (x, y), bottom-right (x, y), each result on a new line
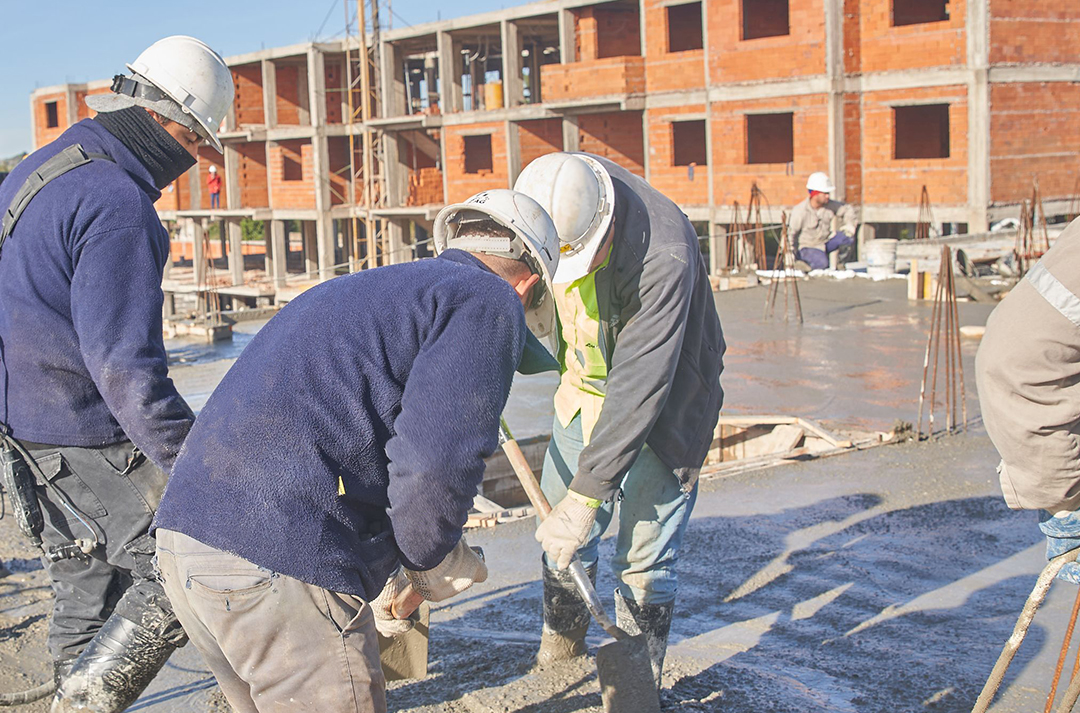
top-left (795, 418), bottom-right (852, 449)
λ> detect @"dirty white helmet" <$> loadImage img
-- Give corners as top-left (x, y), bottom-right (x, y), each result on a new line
top-left (208, 165), bottom-right (218, 173)
top-left (86, 36), bottom-right (235, 153)
top-left (434, 189), bottom-right (560, 338)
top-left (806, 172), bottom-right (835, 194)
top-left (513, 153), bottom-right (614, 284)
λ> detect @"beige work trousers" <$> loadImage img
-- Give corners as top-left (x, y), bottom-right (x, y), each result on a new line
top-left (156, 528), bottom-right (386, 713)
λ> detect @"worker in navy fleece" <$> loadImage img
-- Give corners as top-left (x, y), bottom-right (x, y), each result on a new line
top-left (0, 35), bottom-right (236, 711)
top-left (154, 190), bottom-right (561, 713)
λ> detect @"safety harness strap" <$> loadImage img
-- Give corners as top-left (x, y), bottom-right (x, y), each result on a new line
top-left (0, 144), bottom-right (113, 256)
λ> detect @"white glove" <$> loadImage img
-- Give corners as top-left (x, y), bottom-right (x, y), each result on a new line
top-left (370, 569), bottom-right (416, 637)
top-left (403, 537), bottom-right (488, 602)
top-left (535, 490), bottom-right (600, 570)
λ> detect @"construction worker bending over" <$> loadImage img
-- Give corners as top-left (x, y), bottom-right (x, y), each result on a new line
top-left (977, 218), bottom-right (1080, 583)
top-left (789, 171), bottom-right (859, 271)
top-left (0, 37), bottom-right (233, 711)
top-left (514, 153), bottom-right (725, 691)
top-left (152, 190), bottom-right (560, 713)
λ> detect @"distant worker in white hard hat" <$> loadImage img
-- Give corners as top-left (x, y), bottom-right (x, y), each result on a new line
top-left (789, 171), bottom-right (859, 270)
top-left (207, 164), bottom-right (222, 209)
top-left (0, 36), bottom-right (234, 711)
top-left (514, 153), bottom-right (725, 692)
top-left (153, 189), bottom-right (560, 712)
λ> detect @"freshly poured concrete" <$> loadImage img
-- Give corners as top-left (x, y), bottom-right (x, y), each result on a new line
top-left (0, 278), bottom-right (1065, 712)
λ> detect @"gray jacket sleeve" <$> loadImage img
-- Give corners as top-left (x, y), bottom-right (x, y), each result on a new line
top-left (976, 277), bottom-right (1080, 513)
top-left (569, 243), bottom-right (696, 501)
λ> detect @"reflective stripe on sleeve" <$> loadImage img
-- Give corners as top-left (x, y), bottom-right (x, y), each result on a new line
top-left (1028, 261), bottom-right (1080, 329)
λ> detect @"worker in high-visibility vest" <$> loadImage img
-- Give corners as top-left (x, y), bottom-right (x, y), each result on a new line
top-left (514, 153), bottom-right (725, 691)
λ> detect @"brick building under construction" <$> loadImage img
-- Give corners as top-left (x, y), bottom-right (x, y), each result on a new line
top-left (28, 0), bottom-right (1080, 297)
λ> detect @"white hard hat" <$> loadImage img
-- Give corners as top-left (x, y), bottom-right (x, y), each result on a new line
top-left (513, 153), bottom-right (615, 284)
top-left (434, 189), bottom-right (560, 338)
top-left (806, 172), bottom-right (835, 193)
top-left (208, 165), bottom-right (218, 173)
top-left (86, 36), bottom-right (235, 153)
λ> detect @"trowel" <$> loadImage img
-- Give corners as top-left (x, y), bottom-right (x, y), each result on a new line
top-left (498, 418), bottom-right (661, 713)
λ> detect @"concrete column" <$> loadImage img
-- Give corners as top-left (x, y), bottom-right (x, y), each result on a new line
top-left (386, 220), bottom-right (407, 265)
top-left (263, 220), bottom-right (274, 275)
top-left (384, 134), bottom-right (407, 208)
top-left (506, 120), bottom-right (521, 186)
top-left (967, 0), bottom-right (991, 232)
top-left (228, 219), bottom-right (244, 286)
top-left (65, 87), bottom-right (79, 128)
top-left (28, 94), bottom-right (38, 151)
top-left (562, 116), bottom-right (580, 152)
top-left (308, 47), bottom-right (335, 280)
top-left (298, 60), bottom-right (311, 125)
top-left (437, 31), bottom-right (462, 113)
top-left (382, 41), bottom-right (407, 118)
top-left (271, 219), bottom-right (287, 287)
top-left (224, 145), bottom-right (241, 210)
top-left (709, 226), bottom-right (727, 277)
top-left (193, 219), bottom-right (208, 286)
top-left (558, 9), bottom-right (577, 64)
top-left (303, 221), bottom-right (319, 277)
top-left (188, 162), bottom-right (202, 210)
top-left (262, 59), bottom-right (278, 127)
top-left (163, 292), bottom-right (176, 318)
top-left (501, 20), bottom-right (523, 108)
top-left (824, 0), bottom-right (846, 200)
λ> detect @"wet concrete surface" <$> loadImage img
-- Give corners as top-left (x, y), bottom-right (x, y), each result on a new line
top-left (0, 277), bottom-right (1067, 711)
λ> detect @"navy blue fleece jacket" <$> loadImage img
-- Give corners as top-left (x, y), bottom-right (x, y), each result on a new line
top-left (153, 251), bottom-right (526, 599)
top-left (0, 119), bottom-right (193, 470)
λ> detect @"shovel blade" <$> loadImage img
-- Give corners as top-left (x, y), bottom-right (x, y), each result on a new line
top-left (378, 603), bottom-right (429, 681)
top-left (596, 634), bottom-right (660, 713)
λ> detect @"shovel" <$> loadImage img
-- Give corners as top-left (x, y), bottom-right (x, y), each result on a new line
top-left (498, 418), bottom-right (661, 713)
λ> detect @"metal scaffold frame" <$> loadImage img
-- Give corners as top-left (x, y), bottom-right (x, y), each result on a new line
top-left (344, 0), bottom-right (387, 271)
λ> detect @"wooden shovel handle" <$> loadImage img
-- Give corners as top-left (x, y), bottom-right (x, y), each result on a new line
top-left (391, 585), bottom-right (426, 620)
top-left (499, 429), bottom-right (552, 519)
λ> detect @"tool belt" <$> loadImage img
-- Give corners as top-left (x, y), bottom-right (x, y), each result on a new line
top-left (0, 428), bottom-right (99, 562)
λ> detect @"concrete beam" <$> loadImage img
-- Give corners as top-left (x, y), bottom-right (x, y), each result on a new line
top-left (501, 20), bottom-right (524, 108)
top-left (262, 59), bottom-right (278, 127)
top-left (228, 219), bottom-right (244, 286)
top-left (990, 65), bottom-right (1080, 84)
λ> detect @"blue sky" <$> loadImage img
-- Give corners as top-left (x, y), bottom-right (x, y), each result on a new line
top-left (0, 0), bottom-right (516, 158)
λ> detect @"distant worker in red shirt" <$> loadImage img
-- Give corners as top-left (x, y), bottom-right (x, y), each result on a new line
top-left (207, 164), bottom-right (221, 209)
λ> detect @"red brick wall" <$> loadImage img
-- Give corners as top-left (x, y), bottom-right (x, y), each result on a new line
top-left (858, 0), bottom-right (966, 72)
top-left (642, 0), bottom-right (706, 92)
top-left (74, 86), bottom-right (110, 122)
top-left (990, 82), bottom-right (1080, 203)
top-left (443, 123), bottom-right (508, 203)
top-left (578, 111), bottom-right (645, 177)
top-left (861, 85), bottom-right (968, 206)
top-left (519, 119), bottom-right (563, 169)
top-left (276, 64), bottom-right (303, 125)
top-left (237, 142), bottom-right (269, 208)
top-left (844, 0), bottom-right (862, 73)
top-left (990, 1), bottom-right (1080, 65)
top-left (404, 140), bottom-right (443, 206)
top-left (576, 6), bottom-right (641, 60)
top-left (647, 106), bottom-right (709, 206)
top-left (268, 139), bottom-right (316, 209)
top-left (233, 63), bottom-right (265, 126)
top-left (33, 93), bottom-right (67, 149)
top-left (708, 0), bottom-right (826, 83)
top-left (325, 60), bottom-right (344, 124)
top-left (540, 57), bottom-right (645, 102)
top-left (843, 93), bottom-right (862, 204)
top-left (710, 94), bottom-right (829, 208)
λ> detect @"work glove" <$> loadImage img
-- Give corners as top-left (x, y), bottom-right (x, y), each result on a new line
top-left (403, 536), bottom-right (488, 602)
top-left (1039, 510), bottom-right (1080, 584)
top-left (535, 490), bottom-right (601, 570)
top-left (370, 568), bottom-right (417, 637)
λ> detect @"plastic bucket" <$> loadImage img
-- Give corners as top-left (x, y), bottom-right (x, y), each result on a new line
top-left (865, 239), bottom-right (898, 277)
top-left (483, 81), bottom-right (504, 110)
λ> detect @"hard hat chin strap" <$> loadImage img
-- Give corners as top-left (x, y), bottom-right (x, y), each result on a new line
top-left (109, 74), bottom-right (205, 140)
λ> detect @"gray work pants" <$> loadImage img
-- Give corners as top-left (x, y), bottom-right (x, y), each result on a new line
top-left (156, 529), bottom-right (386, 713)
top-left (26, 441), bottom-right (168, 660)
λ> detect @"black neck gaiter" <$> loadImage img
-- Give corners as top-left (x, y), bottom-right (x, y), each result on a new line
top-left (94, 107), bottom-right (197, 189)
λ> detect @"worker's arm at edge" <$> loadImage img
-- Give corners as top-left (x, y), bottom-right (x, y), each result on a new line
top-left (70, 219), bottom-right (194, 473)
top-left (569, 242), bottom-right (695, 501)
top-left (386, 285), bottom-right (525, 571)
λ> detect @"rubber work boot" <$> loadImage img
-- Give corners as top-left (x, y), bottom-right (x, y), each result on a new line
top-left (51, 580), bottom-right (186, 712)
top-left (613, 592), bottom-right (674, 692)
top-left (536, 559), bottom-right (597, 666)
top-left (53, 658), bottom-right (76, 689)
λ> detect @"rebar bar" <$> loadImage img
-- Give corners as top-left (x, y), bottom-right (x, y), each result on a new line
top-left (917, 246), bottom-right (966, 438)
top-left (1045, 589), bottom-right (1080, 713)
